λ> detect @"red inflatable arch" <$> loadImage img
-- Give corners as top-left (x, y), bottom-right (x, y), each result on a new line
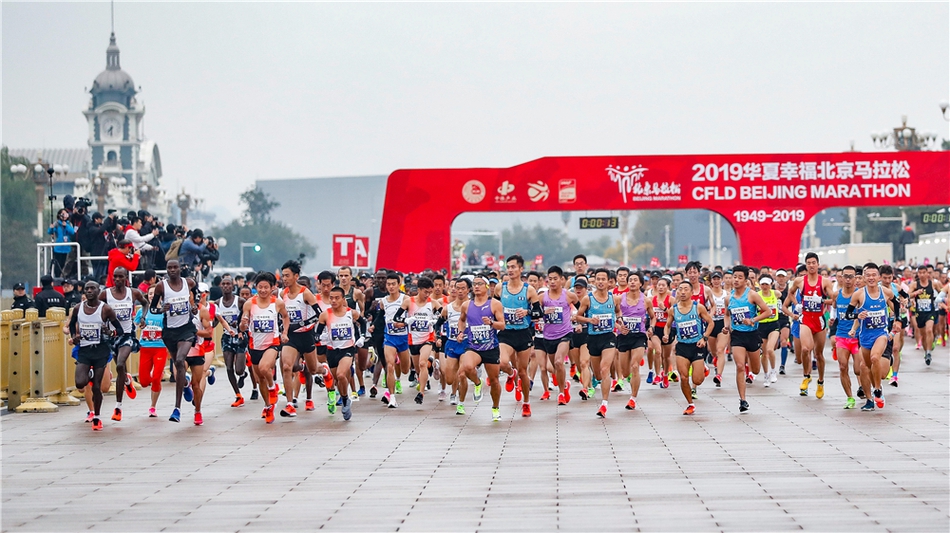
top-left (377, 151), bottom-right (950, 272)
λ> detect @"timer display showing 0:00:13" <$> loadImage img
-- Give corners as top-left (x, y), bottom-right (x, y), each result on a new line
top-left (733, 209), bottom-right (806, 223)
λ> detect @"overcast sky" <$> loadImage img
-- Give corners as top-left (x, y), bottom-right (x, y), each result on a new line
top-left (3, 2), bottom-right (948, 223)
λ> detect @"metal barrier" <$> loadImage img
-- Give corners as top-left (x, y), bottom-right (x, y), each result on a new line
top-left (1, 308), bottom-right (81, 412)
top-left (36, 242), bottom-right (86, 286)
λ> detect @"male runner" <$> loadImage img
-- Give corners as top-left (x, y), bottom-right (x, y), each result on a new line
top-left (783, 252), bottom-right (834, 397)
top-left (648, 277), bottom-right (675, 388)
top-left (338, 266), bottom-right (368, 396)
top-left (438, 278), bottom-right (470, 410)
top-left (456, 275), bottom-right (506, 421)
top-left (723, 265), bottom-right (772, 413)
top-left (774, 269), bottom-right (792, 374)
top-left (149, 260), bottom-right (198, 422)
top-left (540, 266), bottom-right (578, 407)
top-left (316, 286), bottom-right (362, 420)
top-left (239, 272), bottom-right (290, 424)
top-left (69, 281), bottom-right (125, 430)
top-left (574, 268), bottom-right (621, 418)
top-left (183, 289), bottom-right (215, 425)
top-left (379, 272), bottom-right (410, 408)
top-left (831, 265), bottom-right (861, 409)
top-left (666, 281), bottom-right (714, 415)
top-left (494, 255), bottom-right (543, 416)
top-left (99, 267), bottom-right (148, 421)
top-left (908, 264), bottom-right (942, 365)
top-left (617, 271), bottom-right (654, 410)
top-left (217, 276), bottom-right (249, 407)
top-left (709, 271), bottom-right (729, 386)
top-left (279, 260), bottom-right (330, 417)
top-left (879, 265), bottom-right (907, 385)
top-left (404, 276), bottom-right (442, 404)
top-left (844, 263), bottom-right (898, 411)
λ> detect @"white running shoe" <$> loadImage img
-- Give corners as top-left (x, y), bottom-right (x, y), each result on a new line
top-left (438, 390), bottom-right (447, 402)
top-left (449, 393), bottom-right (458, 405)
top-left (770, 370), bottom-right (778, 383)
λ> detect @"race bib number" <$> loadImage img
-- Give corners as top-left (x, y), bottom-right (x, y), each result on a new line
top-left (287, 308), bottom-right (303, 323)
top-left (142, 325), bottom-right (162, 341)
top-left (386, 322), bottom-right (408, 335)
top-left (677, 319), bottom-right (699, 340)
top-left (503, 307), bottom-right (523, 324)
top-left (469, 324), bottom-right (492, 343)
top-left (221, 312), bottom-right (239, 328)
top-left (803, 295), bottom-right (822, 313)
top-left (591, 313), bottom-right (614, 333)
top-left (864, 309), bottom-right (887, 330)
top-left (114, 305), bottom-right (132, 323)
top-left (168, 297), bottom-right (189, 317)
top-left (544, 306), bottom-right (564, 324)
top-left (622, 316), bottom-right (643, 331)
top-left (714, 306), bottom-right (725, 319)
top-left (731, 306), bottom-right (751, 322)
top-left (917, 298), bottom-right (932, 312)
top-left (409, 315), bottom-right (430, 333)
top-left (80, 323), bottom-right (101, 343)
top-left (448, 323), bottom-right (461, 338)
top-left (252, 318), bottom-right (275, 333)
top-left (768, 303), bottom-right (778, 317)
top-left (331, 324), bottom-right (353, 342)
top-left (654, 309), bottom-right (667, 322)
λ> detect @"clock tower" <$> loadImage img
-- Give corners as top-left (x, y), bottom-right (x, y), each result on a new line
top-left (82, 31), bottom-right (165, 215)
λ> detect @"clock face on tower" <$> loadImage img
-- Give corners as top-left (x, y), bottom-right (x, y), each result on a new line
top-left (100, 116), bottom-right (122, 141)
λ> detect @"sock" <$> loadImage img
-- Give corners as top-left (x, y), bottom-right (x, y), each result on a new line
top-left (781, 347), bottom-right (788, 365)
top-left (115, 402), bottom-right (122, 409)
top-left (892, 372), bottom-right (898, 377)
top-left (601, 400), bottom-right (608, 407)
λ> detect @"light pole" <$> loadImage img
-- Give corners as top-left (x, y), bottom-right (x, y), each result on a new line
top-left (871, 115), bottom-right (938, 151)
top-left (240, 242), bottom-right (261, 268)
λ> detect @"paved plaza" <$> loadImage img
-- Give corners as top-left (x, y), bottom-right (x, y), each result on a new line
top-left (3, 344), bottom-right (948, 532)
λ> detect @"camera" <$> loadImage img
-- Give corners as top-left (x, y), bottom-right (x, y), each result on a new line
top-left (74, 197), bottom-right (92, 212)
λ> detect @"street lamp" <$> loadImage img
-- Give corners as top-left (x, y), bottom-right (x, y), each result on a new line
top-left (871, 115), bottom-right (938, 151)
top-left (240, 242), bottom-right (261, 268)
top-left (940, 101), bottom-right (949, 121)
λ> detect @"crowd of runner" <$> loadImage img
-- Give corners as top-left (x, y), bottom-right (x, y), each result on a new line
top-left (65, 252), bottom-right (948, 429)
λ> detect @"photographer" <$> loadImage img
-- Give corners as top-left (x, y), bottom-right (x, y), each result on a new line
top-left (178, 228), bottom-right (208, 270)
top-left (86, 211), bottom-right (114, 280)
top-left (48, 208), bottom-right (76, 277)
top-left (198, 236), bottom-right (220, 279)
top-left (106, 238), bottom-right (140, 288)
top-left (69, 197), bottom-right (94, 279)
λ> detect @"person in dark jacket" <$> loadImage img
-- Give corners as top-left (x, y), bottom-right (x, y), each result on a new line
top-left (11, 283), bottom-right (35, 311)
top-left (63, 279), bottom-right (83, 310)
top-left (34, 275), bottom-right (67, 317)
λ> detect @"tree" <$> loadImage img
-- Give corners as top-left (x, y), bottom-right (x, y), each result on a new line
top-left (466, 222), bottom-right (584, 268)
top-left (214, 187), bottom-right (316, 271)
top-left (1, 147), bottom-right (39, 288)
top-left (843, 207), bottom-right (949, 259)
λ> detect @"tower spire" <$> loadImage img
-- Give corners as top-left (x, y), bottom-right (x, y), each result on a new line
top-left (111, 0), bottom-right (114, 34)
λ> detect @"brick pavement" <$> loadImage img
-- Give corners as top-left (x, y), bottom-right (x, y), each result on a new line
top-left (2, 344), bottom-right (948, 532)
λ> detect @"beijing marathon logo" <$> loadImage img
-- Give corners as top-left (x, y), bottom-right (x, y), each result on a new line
top-left (607, 165), bottom-right (681, 203)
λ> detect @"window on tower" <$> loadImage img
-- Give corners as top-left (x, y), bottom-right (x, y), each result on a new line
top-left (107, 151), bottom-right (117, 164)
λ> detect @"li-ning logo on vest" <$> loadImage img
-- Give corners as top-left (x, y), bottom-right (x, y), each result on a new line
top-left (607, 165), bottom-right (682, 203)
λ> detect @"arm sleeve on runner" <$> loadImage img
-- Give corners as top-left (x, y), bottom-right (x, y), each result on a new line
top-left (530, 301), bottom-right (543, 320)
top-left (315, 322), bottom-right (326, 337)
top-left (393, 307), bottom-right (407, 323)
top-left (843, 304), bottom-right (858, 320)
top-left (434, 315), bottom-right (447, 333)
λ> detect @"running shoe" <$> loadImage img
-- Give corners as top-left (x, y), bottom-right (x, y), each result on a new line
top-left (298, 370), bottom-right (306, 385)
top-left (522, 403), bottom-right (532, 417)
top-left (739, 400), bottom-right (749, 413)
top-left (704, 365), bottom-right (710, 378)
top-left (764, 374), bottom-right (771, 388)
top-left (313, 374), bottom-right (325, 388)
top-left (625, 398), bottom-right (637, 410)
top-left (450, 393), bottom-right (458, 405)
top-left (327, 391), bottom-right (337, 414)
top-left (231, 395), bottom-right (245, 408)
top-left (925, 352), bottom-right (932, 366)
top-left (514, 380), bottom-right (523, 402)
top-left (112, 407), bottom-right (122, 421)
top-left (269, 384), bottom-right (279, 406)
top-left (250, 389), bottom-right (259, 401)
top-left (265, 405), bottom-right (275, 423)
top-left (323, 364), bottom-right (334, 389)
top-left (713, 374), bottom-right (722, 387)
top-left (558, 393), bottom-right (567, 405)
top-left (207, 366), bottom-right (216, 385)
top-left (358, 386), bottom-right (366, 396)
top-left (646, 370), bottom-right (655, 384)
top-left (92, 418), bottom-right (103, 431)
top-left (596, 405), bottom-right (607, 418)
top-left (124, 374), bottom-right (137, 400)
top-left (540, 390), bottom-right (551, 401)
top-left (683, 404), bottom-right (695, 415)
top-left (816, 383), bottom-right (825, 399)
top-left (844, 397), bottom-right (856, 409)
top-left (861, 399), bottom-right (875, 411)
top-left (382, 390), bottom-right (392, 405)
top-left (336, 396), bottom-right (343, 406)
top-left (661, 372), bottom-right (669, 389)
top-left (194, 412), bottom-right (203, 426)
top-left (474, 383), bottom-right (483, 402)
top-left (438, 390), bottom-right (447, 402)
top-left (811, 360), bottom-right (817, 372)
top-left (369, 385), bottom-right (378, 399)
top-left (588, 386), bottom-right (596, 398)
top-left (280, 403), bottom-right (297, 417)
top-left (745, 372), bottom-right (754, 384)
top-left (889, 376), bottom-right (899, 388)
top-left (579, 387), bottom-right (589, 401)
top-left (563, 382), bottom-right (571, 403)
top-left (552, 374), bottom-right (559, 387)
top-left (612, 379), bottom-right (622, 392)
top-left (433, 359), bottom-right (442, 381)
top-left (395, 380), bottom-right (403, 395)
top-left (456, 404), bottom-right (465, 415)
top-left (857, 386), bottom-right (865, 399)
top-left (570, 364), bottom-right (578, 381)
top-left (506, 369), bottom-right (518, 393)
top-left (873, 389), bottom-right (885, 409)
top-left (388, 398), bottom-right (398, 409)
top-left (238, 371), bottom-right (247, 389)
top-left (342, 396), bottom-right (352, 421)
top-left (691, 388), bottom-right (697, 400)
top-left (800, 377), bottom-right (811, 396)
top-left (779, 365), bottom-right (785, 375)
top-left (85, 410), bottom-right (94, 423)
top-left (305, 399), bottom-right (315, 411)
top-left (669, 370), bottom-right (679, 383)
top-left (148, 407), bottom-right (157, 418)
top-left (169, 408), bottom-right (181, 423)
top-left (414, 392), bottom-right (424, 404)
top-left (770, 371), bottom-right (778, 384)
top-left (183, 378), bottom-right (194, 403)
top-left (491, 408), bottom-right (501, 421)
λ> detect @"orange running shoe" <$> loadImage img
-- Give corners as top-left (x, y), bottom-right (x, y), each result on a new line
top-left (683, 404), bottom-right (695, 415)
top-left (514, 379), bottom-right (523, 402)
top-left (557, 393), bottom-right (567, 405)
top-left (625, 398), bottom-right (637, 410)
top-left (298, 371), bottom-right (306, 385)
top-left (269, 385), bottom-right (279, 406)
top-left (506, 369), bottom-right (518, 393)
top-left (305, 399), bottom-right (315, 411)
top-left (92, 418), bottom-right (103, 431)
top-left (231, 395), bottom-right (245, 408)
top-left (264, 405), bottom-right (275, 424)
top-left (521, 403), bottom-right (531, 417)
top-left (111, 407), bottom-right (122, 421)
top-left (552, 374), bottom-right (559, 387)
top-left (323, 365), bottom-right (334, 390)
top-left (563, 382), bottom-right (571, 403)
top-left (280, 403), bottom-right (297, 417)
top-left (540, 390), bottom-right (551, 401)
top-left (194, 412), bottom-right (203, 425)
top-left (596, 405), bottom-right (607, 418)
top-left (124, 375), bottom-right (137, 400)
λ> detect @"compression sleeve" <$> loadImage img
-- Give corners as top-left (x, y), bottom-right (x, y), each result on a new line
top-left (315, 322), bottom-right (326, 337)
top-left (843, 305), bottom-right (858, 320)
top-left (530, 301), bottom-right (543, 320)
top-left (393, 307), bottom-right (408, 323)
